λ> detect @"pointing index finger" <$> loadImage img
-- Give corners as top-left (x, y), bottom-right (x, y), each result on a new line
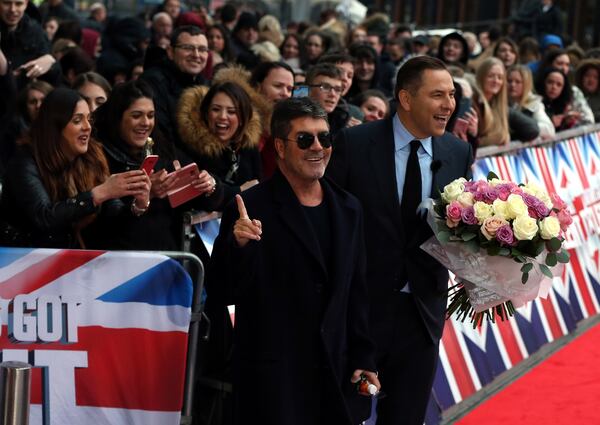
top-left (236, 194), bottom-right (249, 219)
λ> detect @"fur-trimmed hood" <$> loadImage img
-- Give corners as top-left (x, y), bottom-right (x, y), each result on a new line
top-left (177, 66), bottom-right (265, 158)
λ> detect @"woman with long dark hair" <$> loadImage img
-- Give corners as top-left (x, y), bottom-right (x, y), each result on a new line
top-left (178, 80), bottom-right (263, 209)
top-left (91, 80), bottom-right (222, 250)
top-left (0, 80), bottom-right (53, 174)
top-left (536, 67), bottom-right (591, 131)
top-left (1, 88), bottom-right (150, 248)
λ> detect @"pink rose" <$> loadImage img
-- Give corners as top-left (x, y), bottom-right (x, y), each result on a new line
top-left (481, 216), bottom-right (509, 240)
top-left (446, 217), bottom-right (459, 228)
top-left (551, 193), bottom-right (567, 210)
top-left (446, 201), bottom-right (462, 222)
top-left (557, 209), bottom-right (573, 231)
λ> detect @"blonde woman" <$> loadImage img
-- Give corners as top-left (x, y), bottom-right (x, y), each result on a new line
top-left (473, 57), bottom-right (511, 146)
top-left (507, 64), bottom-right (555, 139)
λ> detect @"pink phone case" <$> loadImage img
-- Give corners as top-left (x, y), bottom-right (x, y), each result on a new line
top-left (167, 163), bottom-right (202, 208)
top-left (454, 118), bottom-right (469, 134)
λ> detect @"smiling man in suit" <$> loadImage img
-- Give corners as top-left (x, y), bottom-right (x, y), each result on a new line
top-left (327, 56), bottom-right (473, 424)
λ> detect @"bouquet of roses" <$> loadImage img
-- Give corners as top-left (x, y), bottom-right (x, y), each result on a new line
top-left (420, 172), bottom-right (573, 326)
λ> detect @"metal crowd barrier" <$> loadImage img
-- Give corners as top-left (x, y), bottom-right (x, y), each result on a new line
top-left (476, 123), bottom-right (600, 158)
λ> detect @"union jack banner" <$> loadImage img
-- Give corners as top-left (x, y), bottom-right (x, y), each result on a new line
top-left (0, 248), bottom-right (193, 425)
top-left (430, 131), bottom-right (600, 423)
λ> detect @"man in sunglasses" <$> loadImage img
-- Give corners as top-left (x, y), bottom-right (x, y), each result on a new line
top-left (210, 97), bottom-right (380, 424)
top-left (327, 56), bottom-right (474, 425)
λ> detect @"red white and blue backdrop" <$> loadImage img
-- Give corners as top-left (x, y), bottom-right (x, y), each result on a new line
top-left (0, 249), bottom-right (193, 424)
top-left (429, 130), bottom-right (600, 422)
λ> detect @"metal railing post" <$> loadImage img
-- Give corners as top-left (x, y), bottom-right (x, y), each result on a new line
top-left (0, 361), bottom-right (31, 425)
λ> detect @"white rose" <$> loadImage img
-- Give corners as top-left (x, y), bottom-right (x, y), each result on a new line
top-left (523, 184), bottom-right (553, 209)
top-left (506, 194), bottom-right (528, 219)
top-left (539, 216), bottom-right (561, 239)
top-left (442, 178), bottom-right (466, 203)
top-left (513, 215), bottom-right (539, 241)
top-left (457, 192), bottom-right (475, 207)
top-left (473, 201), bottom-right (493, 224)
top-left (492, 199), bottom-right (509, 219)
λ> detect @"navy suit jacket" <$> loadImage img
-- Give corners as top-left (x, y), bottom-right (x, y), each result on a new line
top-left (326, 116), bottom-right (473, 342)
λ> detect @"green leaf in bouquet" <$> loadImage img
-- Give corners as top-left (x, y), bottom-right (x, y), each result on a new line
top-left (545, 252), bottom-right (557, 267)
top-left (511, 248), bottom-right (525, 257)
top-left (487, 171), bottom-right (500, 181)
top-left (521, 272), bottom-right (529, 284)
top-left (434, 203), bottom-right (446, 217)
top-left (465, 239), bottom-right (480, 253)
top-left (547, 237), bottom-right (562, 252)
top-left (521, 263), bottom-right (534, 273)
top-left (437, 231), bottom-right (451, 243)
top-left (539, 264), bottom-right (554, 279)
top-left (487, 245), bottom-right (501, 256)
top-left (461, 232), bottom-right (477, 242)
top-left (499, 248), bottom-right (511, 256)
top-left (556, 250), bottom-right (570, 263)
top-left (533, 239), bottom-right (546, 256)
top-left (513, 256), bottom-right (526, 263)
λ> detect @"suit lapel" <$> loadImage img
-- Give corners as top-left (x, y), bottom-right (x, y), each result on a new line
top-left (430, 135), bottom-right (455, 199)
top-left (369, 118), bottom-right (405, 241)
top-left (272, 172), bottom-right (328, 277)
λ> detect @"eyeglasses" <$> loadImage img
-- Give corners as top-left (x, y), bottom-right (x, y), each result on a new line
top-left (175, 44), bottom-right (209, 54)
top-left (309, 83), bottom-right (343, 94)
top-left (284, 131), bottom-right (332, 149)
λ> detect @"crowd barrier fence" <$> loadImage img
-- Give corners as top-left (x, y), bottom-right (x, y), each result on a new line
top-left (0, 248), bottom-right (205, 425)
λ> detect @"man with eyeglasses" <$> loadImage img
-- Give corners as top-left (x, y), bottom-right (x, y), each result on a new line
top-left (209, 97), bottom-right (380, 425)
top-left (307, 63), bottom-right (351, 137)
top-left (140, 25), bottom-right (208, 148)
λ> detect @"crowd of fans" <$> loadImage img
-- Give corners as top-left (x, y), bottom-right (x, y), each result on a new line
top-left (0, 0), bottom-right (598, 255)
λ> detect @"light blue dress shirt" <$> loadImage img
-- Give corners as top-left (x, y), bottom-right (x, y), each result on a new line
top-left (392, 114), bottom-right (434, 293)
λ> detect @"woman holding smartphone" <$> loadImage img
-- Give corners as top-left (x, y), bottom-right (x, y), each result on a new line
top-left (0, 88), bottom-right (151, 248)
top-left (177, 79), bottom-right (263, 209)
top-left (91, 80), bottom-right (222, 251)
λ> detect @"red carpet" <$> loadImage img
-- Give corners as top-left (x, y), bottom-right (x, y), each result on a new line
top-left (457, 323), bottom-right (600, 424)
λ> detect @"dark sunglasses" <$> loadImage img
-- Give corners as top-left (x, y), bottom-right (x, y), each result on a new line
top-left (285, 131), bottom-right (332, 149)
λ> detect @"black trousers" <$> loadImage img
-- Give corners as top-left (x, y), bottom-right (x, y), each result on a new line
top-left (374, 293), bottom-right (439, 425)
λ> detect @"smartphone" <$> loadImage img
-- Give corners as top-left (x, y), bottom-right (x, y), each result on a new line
top-left (140, 155), bottom-right (159, 174)
top-left (166, 163), bottom-right (203, 208)
top-left (453, 117), bottom-right (469, 135)
top-left (456, 97), bottom-right (472, 118)
top-left (293, 85), bottom-right (309, 97)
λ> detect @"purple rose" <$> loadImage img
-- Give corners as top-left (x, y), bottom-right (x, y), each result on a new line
top-left (533, 201), bottom-right (550, 218)
top-left (522, 193), bottom-right (538, 208)
top-left (496, 224), bottom-right (516, 246)
top-left (483, 187), bottom-right (499, 202)
top-left (464, 181), bottom-right (477, 193)
top-left (473, 191), bottom-right (487, 202)
top-left (461, 206), bottom-right (478, 225)
top-left (496, 184), bottom-right (511, 201)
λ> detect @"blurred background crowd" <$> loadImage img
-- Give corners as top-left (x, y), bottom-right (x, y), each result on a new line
top-left (0, 0), bottom-right (598, 255)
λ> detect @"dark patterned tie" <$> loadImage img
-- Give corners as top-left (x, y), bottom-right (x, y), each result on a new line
top-left (401, 140), bottom-right (422, 236)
